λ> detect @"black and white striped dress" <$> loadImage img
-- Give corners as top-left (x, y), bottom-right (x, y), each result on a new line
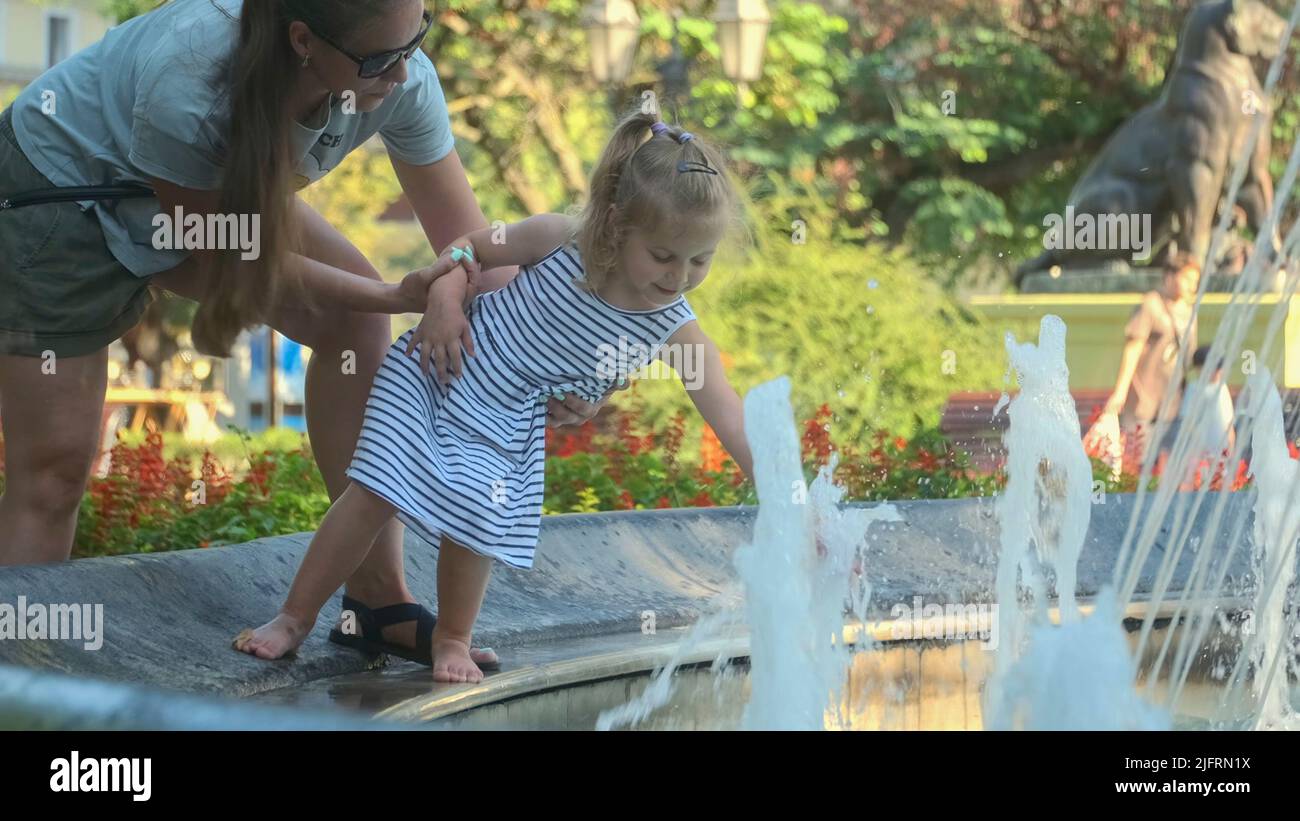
top-left (345, 243), bottom-right (697, 569)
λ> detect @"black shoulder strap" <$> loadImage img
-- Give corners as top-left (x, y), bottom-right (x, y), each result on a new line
top-left (0, 183), bottom-right (155, 211)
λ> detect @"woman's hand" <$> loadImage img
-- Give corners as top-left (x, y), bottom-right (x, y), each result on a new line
top-left (394, 267), bottom-right (440, 313)
top-left (392, 238), bottom-right (484, 313)
top-left (433, 237), bottom-right (483, 287)
top-left (405, 271), bottom-right (476, 383)
top-left (545, 380), bottom-right (630, 428)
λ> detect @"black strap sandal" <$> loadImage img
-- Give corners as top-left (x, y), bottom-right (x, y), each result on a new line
top-left (328, 595), bottom-right (500, 671)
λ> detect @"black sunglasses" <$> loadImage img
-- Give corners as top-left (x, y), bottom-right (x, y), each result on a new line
top-left (311, 10), bottom-right (433, 79)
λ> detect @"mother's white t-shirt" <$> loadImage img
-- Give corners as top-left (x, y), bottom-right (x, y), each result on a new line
top-left (8, 0), bottom-right (456, 277)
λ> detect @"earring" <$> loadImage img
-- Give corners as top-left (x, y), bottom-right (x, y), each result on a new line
top-left (301, 53), bottom-right (311, 68)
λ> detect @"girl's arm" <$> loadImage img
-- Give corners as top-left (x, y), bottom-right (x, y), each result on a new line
top-left (430, 214), bottom-right (574, 289)
top-left (409, 212), bottom-right (573, 381)
top-left (1104, 296), bottom-right (1157, 415)
top-left (406, 264), bottom-right (473, 383)
top-left (664, 320), bottom-right (754, 481)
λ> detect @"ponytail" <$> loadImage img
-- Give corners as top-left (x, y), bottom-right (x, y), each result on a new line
top-left (574, 107), bottom-right (657, 291)
top-left (192, 0), bottom-right (299, 356)
top-left (192, 0), bottom-right (405, 356)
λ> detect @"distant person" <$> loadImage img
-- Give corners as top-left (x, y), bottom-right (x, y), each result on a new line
top-left (1086, 256), bottom-right (1200, 472)
top-left (1190, 345), bottom-right (1236, 458)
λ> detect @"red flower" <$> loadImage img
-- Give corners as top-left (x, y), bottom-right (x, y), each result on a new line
top-left (655, 496), bottom-right (672, 509)
top-left (1233, 459), bottom-right (1251, 491)
top-left (699, 425), bottom-right (726, 473)
top-left (661, 413), bottom-right (687, 476)
top-left (914, 448), bottom-right (941, 472)
top-left (617, 414), bottom-right (645, 456)
top-left (801, 404), bottom-right (833, 465)
top-left (688, 490), bottom-right (714, 507)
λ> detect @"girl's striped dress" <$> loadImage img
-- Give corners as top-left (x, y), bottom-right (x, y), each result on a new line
top-left (345, 242), bottom-right (697, 569)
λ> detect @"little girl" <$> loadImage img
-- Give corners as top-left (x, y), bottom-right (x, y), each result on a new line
top-left (234, 110), bottom-right (754, 682)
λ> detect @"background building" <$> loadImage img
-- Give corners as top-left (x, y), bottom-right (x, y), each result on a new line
top-left (0, 0), bottom-right (113, 85)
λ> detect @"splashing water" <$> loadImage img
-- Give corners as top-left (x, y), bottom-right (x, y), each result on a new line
top-left (597, 377), bottom-right (899, 730)
top-left (985, 317), bottom-right (1095, 708)
top-left (987, 588), bottom-right (1170, 730)
top-left (594, 608), bottom-right (743, 731)
top-left (1243, 368), bottom-right (1300, 729)
top-left (734, 377), bottom-right (899, 730)
top-left (985, 315), bottom-right (1170, 729)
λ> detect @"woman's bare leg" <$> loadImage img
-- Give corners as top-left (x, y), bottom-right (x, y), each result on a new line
top-left (0, 349), bottom-right (107, 565)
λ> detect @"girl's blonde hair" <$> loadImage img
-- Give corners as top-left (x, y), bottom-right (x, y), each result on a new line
top-left (574, 105), bottom-right (746, 291)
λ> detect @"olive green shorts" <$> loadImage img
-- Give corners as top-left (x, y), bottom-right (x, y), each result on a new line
top-left (0, 106), bottom-right (153, 358)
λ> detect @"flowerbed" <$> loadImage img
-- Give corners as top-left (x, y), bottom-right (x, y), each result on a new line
top-left (0, 402), bottom-right (1290, 558)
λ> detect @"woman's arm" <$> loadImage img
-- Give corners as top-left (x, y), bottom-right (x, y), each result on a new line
top-left (391, 153), bottom-right (521, 294)
top-left (148, 178), bottom-right (421, 313)
top-left (664, 321), bottom-right (754, 481)
top-left (1101, 296), bottom-right (1160, 415)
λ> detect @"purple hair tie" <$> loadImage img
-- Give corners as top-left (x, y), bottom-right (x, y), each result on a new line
top-left (651, 121), bottom-right (696, 145)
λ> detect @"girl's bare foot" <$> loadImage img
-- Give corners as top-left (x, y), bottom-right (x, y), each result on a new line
top-left (469, 646), bottom-right (499, 667)
top-left (232, 612), bottom-right (312, 660)
top-left (431, 636), bottom-right (484, 683)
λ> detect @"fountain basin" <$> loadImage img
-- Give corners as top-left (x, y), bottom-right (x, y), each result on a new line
top-left (0, 495), bottom-right (1278, 729)
top-left (247, 596), bottom-right (1281, 730)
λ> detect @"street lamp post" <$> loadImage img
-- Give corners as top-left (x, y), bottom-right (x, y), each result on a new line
top-left (582, 1), bottom-right (771, 112)
top-left (715, 0), bottom-right (772, 102)
top-left (657, 10), bottom-right (691, 114)
top-left (583, 0), bottom-right (641, 86)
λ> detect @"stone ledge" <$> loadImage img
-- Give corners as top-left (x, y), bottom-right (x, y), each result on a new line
top-left (0, 495), bottom-right (1257, 702)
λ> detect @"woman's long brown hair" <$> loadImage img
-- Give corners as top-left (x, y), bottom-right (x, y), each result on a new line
top-left (192, 0), bottom-right (406, 356)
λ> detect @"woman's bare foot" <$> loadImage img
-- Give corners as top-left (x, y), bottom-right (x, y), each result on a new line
top-left (432, 636), bottom-right (484, 683)
top-left (232, 612), bottom-right (312, 660)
